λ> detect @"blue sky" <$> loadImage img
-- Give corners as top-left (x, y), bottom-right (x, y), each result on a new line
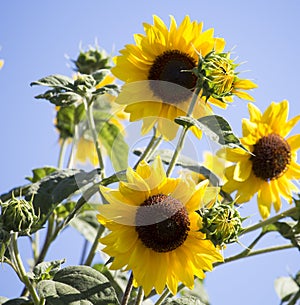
top-left (0, 1), bottom-right (300, 304)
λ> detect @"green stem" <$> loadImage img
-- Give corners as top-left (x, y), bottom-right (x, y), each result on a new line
top-left (121, 272), bottom-right (134, 305)
top-left (133, 130), bottom-right (158, 170)
top-left (134, 287), bottom-right (144, 305)
top-left (166, 87), bottom-right (201, 177)
top-left (84, 225), bottom-right (105, 266)
top-left (222, 243), bottom-right (294, 265)
top-left (154, 284), bottom-right (185, 305)
top-left (67, 124), bottom-right (79, 168)
top-left (166, 128), bottom-right (189, 177)
top-left (57, 137), bottom-right (68, 169)
top-left (10, 233), bottom-right (40, 305)
top-left (154, 289), bottom-right (170, 305)
top-left (84, 98), bottom-right (105, 177)
top-left (241, 207), bottom-right (298, 236)
top-left (35, 213), bottom-right (55, 265)
top-left (31, 232), bottom-right (39, 262)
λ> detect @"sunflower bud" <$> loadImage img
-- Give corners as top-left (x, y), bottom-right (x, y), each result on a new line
top-left (74, 47), bottom-right (111, 75)
top-left (203, 52), bottom-right (236, 97)
top-left (199, 201), bottom-right (243, 247)
top-left (0, 193), bottom-right (39, 235)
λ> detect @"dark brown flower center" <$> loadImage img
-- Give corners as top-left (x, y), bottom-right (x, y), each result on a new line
top-left (148, 50), bottom-right (197, 104)
top-left (135, 194), bottom-right (190, 253)
top-left (250, 133), bottom-right (291, 181)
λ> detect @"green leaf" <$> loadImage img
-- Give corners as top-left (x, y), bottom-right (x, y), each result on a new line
top-left (26, 166), bottom-right (57, 183)
top-left (27, 259), bottom-right (65, 281)
top-left (98, 120), bottom-right (128, 172)
top-left (24, 169), bottom-right (101, 232)
top-left (275, 276), bottom-right (300, 304)
top-left (93, 84), bottom-right (120, 97)
top-left (262, 221), bottom-right (300, 250)
top-left (0, 297), bottom-right (32, 305)
top-left (35, 90), bottom-right (82, 106)
top-left (37, 265), bottom-right (120, 305)
top-left (31, 75), bottom-right (74, 91)
top-left (175, 115), bottom-right (248, 152)
top-left (91, 69), bottom-right (110, 84)
top-left (162, 296), bottom-right (205, 305)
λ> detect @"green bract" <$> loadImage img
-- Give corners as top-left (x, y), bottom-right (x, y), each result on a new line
top-left (0, 193), bottom-right (39, 235)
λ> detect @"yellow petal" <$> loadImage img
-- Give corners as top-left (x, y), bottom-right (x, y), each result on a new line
top-left (233, 159), bottom-right (252, 181)
top-left (248, 102), bottom-right (262, 122)
top-left (232, 90), bottom-right (255, 101)
top-left (234, 79), bottom-right (257, 90)
top-left (287, 134), bottom-right (300, 151)
top-left (257, 182), bottom-right (273, 219)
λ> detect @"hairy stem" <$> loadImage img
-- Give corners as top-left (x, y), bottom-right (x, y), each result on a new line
top-left (10, 233), bottom-right (40, 305)
top-left (166, 87), bottom-right (201, 177)
top-left (134, 287), bottom-right (144, 305)
top-left (222, 243), bottom-right (295, 265)
top-left (121, 272), bottom-right (134, 305)
top-left (57, 138), bottom-right (68, 169)
top-left (241, 206), bottom-right (298, 236)
top-left (133, 130), bottom-right (162, 169)
top-left (84, 98), bottom-right (105, 177)
top-left (84, 225), bottom-right (105, 266)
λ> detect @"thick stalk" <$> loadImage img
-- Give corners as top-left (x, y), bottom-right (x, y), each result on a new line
top-left (222, 243), bottom-right (294, 265)
top-left (84, 98), bottom-right (105, 177)
top-left (84, 225), bottom-right (105, 266)
top-left (241, 207), bottom-right (298, 236)
top-left (154, 284), bottom-right (185, 305)
top-left (10, 233), bottom-right (40, 305)
top-left (57, 137), bottom-right (68, 169)
top-left (67, 124), bottom-right (79, 168)
top-left (166, 87), bottom-right (201, 177)
top-left (133, 130), bottom-right (160, 169)
top-left (121, 272), bottom-right (134, 305)
top-left (34, 213), bottom-right (55, 265)
top-left (134, 287), bottom-right (144, 305)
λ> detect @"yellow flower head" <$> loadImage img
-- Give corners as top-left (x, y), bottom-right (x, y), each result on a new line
top-left (97, 156), bottom-right (223, 295)
top-left (112, 15), bottom-right (226, 140)
top-left (218, 100), bottom-right (300, 219)
top-left (0, 60), bottom-right (3, 69)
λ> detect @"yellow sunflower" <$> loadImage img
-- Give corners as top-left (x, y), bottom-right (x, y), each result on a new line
top-left (218, 100), bottom-right (300, 219)
top-left (111, 15), bottom-right (226, 140)
top-left (97, 156), bottom-right (223, 295)
top-left (0, 59), bottom-right (3, 69)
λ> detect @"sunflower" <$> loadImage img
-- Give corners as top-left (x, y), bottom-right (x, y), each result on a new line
top-left (97, 156), bottom-right (223, 295)
top-left (0, 59), bottom-right (3, 69)
top-left (218, 100), bottom-right (300, 219)
top-left (111, 15), bottom-right (226, 140)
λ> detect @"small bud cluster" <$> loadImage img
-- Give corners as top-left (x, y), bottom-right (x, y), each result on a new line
top-left (0, 193), bottom-right (39, 235)
top-left (74, 47), bottom-right (112, 75)
top-left (199, 201), bottom-right (244, 247)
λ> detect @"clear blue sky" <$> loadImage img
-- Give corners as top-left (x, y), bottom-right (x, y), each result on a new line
top-left (0, 1), bottom-right (299, 304)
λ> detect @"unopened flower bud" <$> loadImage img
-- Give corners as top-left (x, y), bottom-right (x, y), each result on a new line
top-left (74, 47), bottom-right (111, 75)
top-left (199, 201), bottom-right (243, 247)
top-left (0, 193), bottom-right (39, 235)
